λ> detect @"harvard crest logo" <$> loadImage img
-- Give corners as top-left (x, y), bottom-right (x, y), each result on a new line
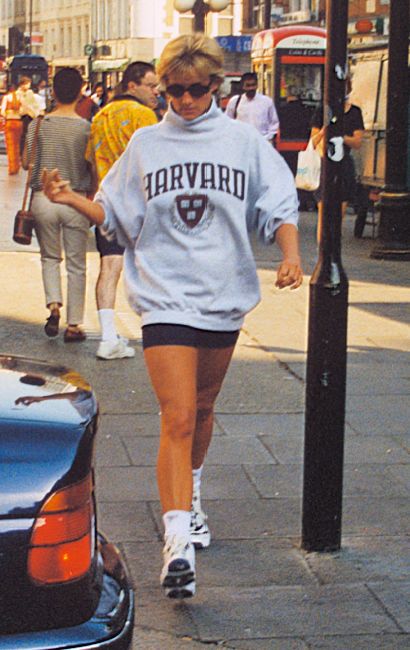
top-left (171, 193), bottom-right (214, 234)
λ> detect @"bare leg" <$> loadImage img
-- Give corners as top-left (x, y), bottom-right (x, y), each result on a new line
top-left (192, 345), bottom-right (236, 470)
top-left (95, 255), bottom-right (123, 309)
top-left (144, 345), bottom-right (198, 514)
top-left (317, 201), bottom-right (323, 244)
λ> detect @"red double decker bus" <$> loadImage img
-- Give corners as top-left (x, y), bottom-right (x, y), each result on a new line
top-left (251, 26), bottom-right (326, 158)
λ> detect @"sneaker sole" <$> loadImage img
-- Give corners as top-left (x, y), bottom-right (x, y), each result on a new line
top-left (191, 532), bottom-right (211, 549)
top-left (161, 563), bottom-right (195, 599)
top-left (96, 351), bottom-right (135, 360)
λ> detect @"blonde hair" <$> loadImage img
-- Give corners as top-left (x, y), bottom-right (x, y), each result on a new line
top-left (157, 33), bottom-right (224, 85)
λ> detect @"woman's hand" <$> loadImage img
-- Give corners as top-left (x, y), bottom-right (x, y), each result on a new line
top-left (15, 396), bottom-right (42, 406)
top-left (275, 256), bottom-right (303, 290)
top-left (42, 168), bottom-right (106, 226)
top-left (41, 168), bottom-right (73, 204)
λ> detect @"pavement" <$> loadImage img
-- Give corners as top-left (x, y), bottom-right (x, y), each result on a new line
top-left (0, 154), bottom-right (409, 649)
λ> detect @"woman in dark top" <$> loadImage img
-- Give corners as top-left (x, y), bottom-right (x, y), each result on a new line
top-left (311, 78), bottom-right (364, 242)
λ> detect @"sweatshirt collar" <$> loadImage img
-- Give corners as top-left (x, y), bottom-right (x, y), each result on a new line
top-left (163, 98), bottom-right (222, 131)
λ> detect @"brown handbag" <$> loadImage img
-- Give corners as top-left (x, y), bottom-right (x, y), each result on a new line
top-left (13, 116), bottom-right (43, 245)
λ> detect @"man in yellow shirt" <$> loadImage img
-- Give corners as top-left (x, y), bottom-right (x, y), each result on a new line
top-left (87, 61), bottom-right (159, 359)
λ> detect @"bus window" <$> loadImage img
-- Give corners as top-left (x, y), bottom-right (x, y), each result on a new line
top-left (264, 68), bottom-right (273, 97)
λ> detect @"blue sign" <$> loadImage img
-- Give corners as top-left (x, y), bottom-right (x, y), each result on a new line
top-left (215, 36), bottom-right (252, 53)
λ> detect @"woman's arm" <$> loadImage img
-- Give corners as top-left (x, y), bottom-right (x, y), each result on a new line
top-left (311, 126), bottom-right (325, 150)
top-left (343, 129), bottom-right (363, 150)
top-left (274, 223), bottom-right (303, 290)
top-left (41, 168), bottom-right (105, 226)
top-left (0, 94), bottom-right (7, 117)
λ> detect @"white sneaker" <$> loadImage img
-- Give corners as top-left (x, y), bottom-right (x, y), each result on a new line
top-left (160, 535), bottom-right (195, 599)
top-left (96, 337), bottom-right (135, 360)
top-left (190, 492), bottom-right (211, 549)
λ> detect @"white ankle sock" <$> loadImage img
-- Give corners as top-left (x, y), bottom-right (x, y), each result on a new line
top-left (98, 309), bottom-right (118, 342)
top-left (192, 465), bottom-right (203, 496)
top-left (163, 510), bottom-right (191, 540)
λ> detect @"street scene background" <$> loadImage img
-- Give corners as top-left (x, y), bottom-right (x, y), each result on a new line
top-left (0, 148), bottom-right (409, 647)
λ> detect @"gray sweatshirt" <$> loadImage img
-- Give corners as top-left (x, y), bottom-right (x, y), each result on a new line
top-left (95, 99), bottom-right (298, 331)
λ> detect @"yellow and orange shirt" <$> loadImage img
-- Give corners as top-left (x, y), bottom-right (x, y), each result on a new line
top-left (86, 95), bottom-right (157, 182)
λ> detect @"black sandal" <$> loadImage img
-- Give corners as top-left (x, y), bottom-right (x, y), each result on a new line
top-left (44, 312), bottom-right (60, 337)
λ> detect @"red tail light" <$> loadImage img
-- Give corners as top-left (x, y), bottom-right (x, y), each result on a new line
top-left (28, 474), bottom-right (95, 585)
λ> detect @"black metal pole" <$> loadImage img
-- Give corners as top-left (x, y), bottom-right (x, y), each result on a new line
top-left (371, 0), bottom-right (410, 260)
top-left (193, 0), bottom-right (207, 32)
top-left (29, 0), bottom-right (33, 54)
top-left (264, 0), bottom-right (272, 29)
top-left (301, 0), bottom-right (349, 552)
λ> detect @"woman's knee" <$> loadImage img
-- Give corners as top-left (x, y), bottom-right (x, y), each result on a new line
top-left (161, 405), bottom-right (196, 441)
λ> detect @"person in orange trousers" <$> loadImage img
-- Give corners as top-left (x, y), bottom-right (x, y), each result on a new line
top-left (1, 86), bottom-right (23, 175)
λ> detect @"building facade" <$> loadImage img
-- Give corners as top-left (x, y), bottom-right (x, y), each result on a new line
top-left (242, 0), bottom-right (390, 33)
top-left (92, 0), bottom-right (242, 64)
top-left (0, 0), bottom-right (243, 78)
top-left (0, 0), bottom-right (392, 83)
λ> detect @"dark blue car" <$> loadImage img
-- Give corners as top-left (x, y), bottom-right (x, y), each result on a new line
top-left (0, 355), bottom-right (134, 649)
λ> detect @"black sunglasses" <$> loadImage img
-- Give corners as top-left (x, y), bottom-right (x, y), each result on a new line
top-left (165, 82), bottom-right (212, 99)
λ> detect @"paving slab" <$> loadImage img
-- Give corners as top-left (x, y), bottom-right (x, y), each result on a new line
top-left (133, 588), bottom-right (198, 638)
top-left (205, 436), bottom-right (277, 465)
top-left (132, 628), bottom-right (210, 649)
top-left (368, 581), bottom-right (410, 633)
top-left (342, 497), bottom-right (409, 535)
top-left (305, 536), bottom-right (410, 584)
top-left (123, 539), bottom-right (316, 589)
top-left (98, 413), bottom-right (162, 437)
top-left (216, 345), bottom-right (305, 414)
top-left (345, 395), bottom-right (410, 436)
top-left (187, 465), bottom-right (263, 500)
top-left (343, 435), bottom-right (410, 464)
top-left (245, 464), bottom-right (303, 498)
top-left (188, 584), bottom-right (400, 640)
top-left (244, 463), bottom-right (409, 498)
top-left (222, 640), bottom-right (308, 649)
top-left (119, 435), bottom-right (159, 466)
top-left (345, 364), bottom-right (410, 396)
top-left (97, 502), bottom-right (160, 543)
top-left (95, 466), bottom-right (159, 501)
top-left (258, 433), bottom-right (305, 464)
top-left (303, 634), bottom-right (410, 649)
top-left (184, 498), bottom-right (302, 539)
top-left (95, 432), bottom-right (131, 466)
top-left (216, 413), bottom-right (304, 437)
top-left (386, 464), bottom-right (410, 490)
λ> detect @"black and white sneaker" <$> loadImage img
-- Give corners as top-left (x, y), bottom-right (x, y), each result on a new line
top-left (160, 535), bottom-right (195, 599)
top-left (190, 493), bottom-right (211, 549)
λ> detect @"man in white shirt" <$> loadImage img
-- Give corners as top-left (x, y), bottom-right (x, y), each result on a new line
top-left (225, 72), bottom-right (279, 143)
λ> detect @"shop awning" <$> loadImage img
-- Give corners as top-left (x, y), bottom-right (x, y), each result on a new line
top-left (92, 58), bottom-right (129, 72)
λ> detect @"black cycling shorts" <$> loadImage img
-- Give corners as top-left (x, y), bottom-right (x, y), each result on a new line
top-left (95, 227), bottom-right (124, 257)
top-left (142, 324), bottom-right (240, 350)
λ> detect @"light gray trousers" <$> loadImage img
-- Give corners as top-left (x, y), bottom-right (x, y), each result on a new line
top-left (32, 191), bottom-right (90, 325)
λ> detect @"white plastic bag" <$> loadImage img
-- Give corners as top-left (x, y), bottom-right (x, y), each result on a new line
top-left (295, 139), bottom-right (321, 192)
